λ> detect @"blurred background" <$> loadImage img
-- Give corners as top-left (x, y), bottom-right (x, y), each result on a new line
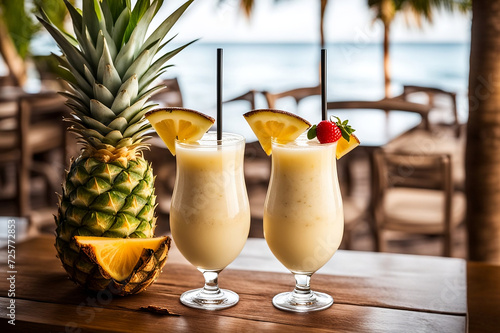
top-left (2, 0), bottom-right (490, 260)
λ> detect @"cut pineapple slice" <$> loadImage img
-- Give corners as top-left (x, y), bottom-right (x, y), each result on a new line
top-left (336, 134), bottom-right (360, 159)
top-left (243, 109), bottom-right (311, 155)
top-left (145, 108), bottom-right (215, 155)
top-left (74, 236), bottom-right (170, 282)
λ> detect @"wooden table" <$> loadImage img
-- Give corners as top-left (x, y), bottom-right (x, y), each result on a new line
top-left (3, 235), bottom-right (493, 332)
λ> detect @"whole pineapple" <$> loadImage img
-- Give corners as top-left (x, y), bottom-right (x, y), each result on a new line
top-left (38, 0), bottom-right (194, 293)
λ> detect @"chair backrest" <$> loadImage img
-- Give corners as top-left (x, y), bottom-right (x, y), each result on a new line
top-left (224, 90), bottom-right (258, 110)
top-left (327, 98), bottom-right (431, 116)
top-left (0, 92), bottom-right (67, 217)
top-left (402, 85), bottom-right (460, 136)
top-left (150, 78), bottom-right (183, 107)
top-left (373, 151), bottom-right (453, 226)
top-left (263, 85), bottom-right (321, 109)
top-left (1, 92), bottom-right (65, 156)
top-left (0, 100), bottom-right (19, 161)
top-left (327, 98), bottom-right (432, 130)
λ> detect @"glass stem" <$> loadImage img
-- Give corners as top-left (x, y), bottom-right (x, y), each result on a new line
top-left (200, 270), bottom-right (223, 296)
top-left (292, 273), bottom-right (314, 301)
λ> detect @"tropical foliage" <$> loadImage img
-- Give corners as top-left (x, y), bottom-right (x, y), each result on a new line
top-left (219, 0), bottom-right (329, 48)
top-left (0, 0), bottom-right (73, 86)
top-left (368, 0), bottom-right (470, 97)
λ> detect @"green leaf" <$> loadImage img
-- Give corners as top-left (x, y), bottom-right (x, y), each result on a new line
top-left (81, 115), bottom-right (114, 134)
top-left (307, 125), bottom-right (317, 140)
top-left (37, 17), bottom-right (91, 75)
top-left (93, 83), bottom-right (114, 107)
top-left (123, 0), bottom-right (150, 44)
top-left (341, 130), bottom-right (350, 142)
top-left (140, 0), bottom-right (194, 54)
top-left (139, 39), bottom-right (197, 91)
top-left (103, 130), bottom-right (124, 145)
top-left (38, 7), bottom-right (78, 46)
top-left (99, 0), bottom-right (114, 32)
top-left (2, 0), bottom-right (39, 58)
top-left (127, 105), bottom-right (155, 125)
top-left (101, 62), bottom-right (122, 96)
top-left (123, 120), bottom-right (148, 137)
top-left (82, 0), bottom-right (99, 45)
top-left (331, 115), bottom-right (355, 142)
top-left (117, 87), bottom-right (161, 122)
top-left (117, 74), bottom-right (139, 103)
top-left (108, 117), bottom-right (129, 132)
top-left (90, 99), bottom-right (116, 124)
top-left (122, 48), bottom-right (154, 82)
top-left (112, 7), bottom-right (130, 49)
top-left (106, 0), bottom-right (130, 22)
top-left (111, 90), bottom-right (131, 114)
top-left (64, 1), bottom-right (83, 34)
top-left (97, 37), bottom-right (114, 83)
top-left (138, 65), bottom-right (173, 95)
top-left (154, 0), bottom-right (165, 16)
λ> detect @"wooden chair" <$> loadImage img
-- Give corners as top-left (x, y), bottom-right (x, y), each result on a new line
top-left (0, 92), bottom-right (67, 234)
top-left (400, 85), bottom-right (460, 136)
top-left (263, 85), bottom-right (321, 109)
top-left (150, 77), bottom-right (183, 107)
top-left (372, 151), bottom-right (465, 257)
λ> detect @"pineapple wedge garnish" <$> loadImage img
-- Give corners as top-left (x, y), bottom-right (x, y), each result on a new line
top-left (336, 134), bottom-right (360, 159)
top-left (243, 109), bottom-right (311, 155)
top-left (146, 108), bottom-right (215, 155)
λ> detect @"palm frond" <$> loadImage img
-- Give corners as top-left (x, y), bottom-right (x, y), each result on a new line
top-left (369, 0), bottom-right (471, 26)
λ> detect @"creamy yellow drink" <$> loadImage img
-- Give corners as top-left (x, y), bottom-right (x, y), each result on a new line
top-left (170, 132), bottom-right (250, 271)
top-left (264, 136), bottom-right (344, 274)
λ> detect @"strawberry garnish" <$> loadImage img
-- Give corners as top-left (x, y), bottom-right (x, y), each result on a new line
top-left (307, 116), bottom-right (355, 143)
top-left (317, 120), bottom-right (341, 143)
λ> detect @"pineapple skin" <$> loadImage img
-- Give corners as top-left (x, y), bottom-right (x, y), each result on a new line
top-left (55, 155), bottom-right (158, 294)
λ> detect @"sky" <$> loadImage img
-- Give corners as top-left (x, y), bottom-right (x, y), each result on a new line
top-left (157, 0), bottom-right (472, 44)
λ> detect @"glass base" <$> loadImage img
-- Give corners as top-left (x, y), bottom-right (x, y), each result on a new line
top-left (272, 291), bottom-right (333, 312)
top-left (180, 288), bottom-right (239, 310)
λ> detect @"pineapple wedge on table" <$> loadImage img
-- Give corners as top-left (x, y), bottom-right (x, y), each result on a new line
top-left (38, 0), bottom-right (195, 295)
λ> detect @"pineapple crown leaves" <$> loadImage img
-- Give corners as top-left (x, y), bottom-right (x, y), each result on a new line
top-left (36, 0), bottom-right (196, 154)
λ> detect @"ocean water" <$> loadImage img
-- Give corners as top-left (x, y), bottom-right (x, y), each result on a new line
top-left (3, 41), bottom-right (469, 140)
top-left (163, 42), bottom-right (470, 139)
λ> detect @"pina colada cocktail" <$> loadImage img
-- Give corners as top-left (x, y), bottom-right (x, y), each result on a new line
top-left (264, 136), bottom-right (343, 274)
top-left (171, 132), bottom-right (250, 270)
top-left (244, 109), bottom-right (359, 313)
top-left (170, 132), bottom-right (250, 309)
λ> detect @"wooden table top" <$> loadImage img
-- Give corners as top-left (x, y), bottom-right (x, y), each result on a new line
top-left (0, 235), bottom-right (495, 332)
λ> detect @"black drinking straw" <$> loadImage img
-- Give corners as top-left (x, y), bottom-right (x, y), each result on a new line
top-left (321, 48), bottom-right (327, 121)
top-left (217, 48), bottom-right (223, 141)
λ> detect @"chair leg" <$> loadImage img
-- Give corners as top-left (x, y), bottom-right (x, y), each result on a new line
top-left (343, 228), bottom-right (352, 250)
top-left (443, 232), bottom-right (452, 257)
top-left (375, 229), bottom-right (385, 252)
top-left (17, 159), bottom-right (30, 218)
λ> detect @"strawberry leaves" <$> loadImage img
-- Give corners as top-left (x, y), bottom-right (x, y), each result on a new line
top-left (331, 116), bottom-right (355, 142)
top-left (307, 116), bottom-right (355, 143)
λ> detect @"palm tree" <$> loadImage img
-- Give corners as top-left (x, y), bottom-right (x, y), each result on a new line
top-left (0, 0), bottom-right (71, 87)
top-left (466, 0), bottom-right (500, 263)
top-left (220, 0), bottom-right (330, 49)
top-left (368, 0), bottom-right (468, 98)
